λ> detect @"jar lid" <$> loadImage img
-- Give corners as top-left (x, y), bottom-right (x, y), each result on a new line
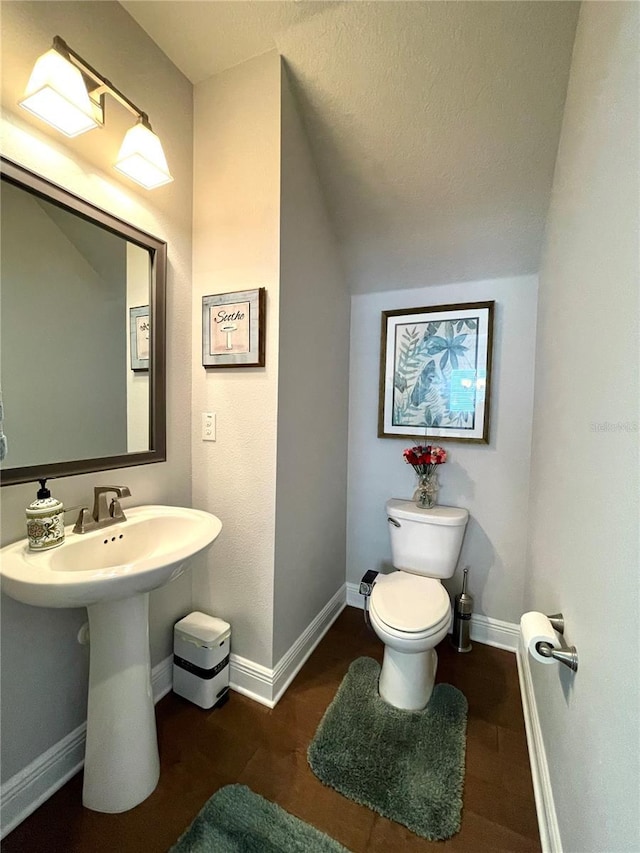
top-left (175, 611), bottom-right (230, 646)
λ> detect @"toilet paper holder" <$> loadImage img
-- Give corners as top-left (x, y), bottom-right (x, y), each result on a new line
top-left (535, 612), bottom-right (579, 673)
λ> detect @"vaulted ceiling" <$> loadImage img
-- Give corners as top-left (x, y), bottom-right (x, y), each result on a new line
top-left (122, 1), bottom-right (580, 292)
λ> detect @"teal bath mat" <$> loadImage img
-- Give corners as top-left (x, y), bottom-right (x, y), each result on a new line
top-left (170, 784), bottom-right (349, 852)
top-left (307, 656), bottom-right (468, 840)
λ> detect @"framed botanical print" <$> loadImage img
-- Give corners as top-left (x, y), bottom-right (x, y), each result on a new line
top-left (378, 301), bottom-right (494, 443)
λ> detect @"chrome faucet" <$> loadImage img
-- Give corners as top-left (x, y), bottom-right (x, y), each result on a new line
top-left (73, 485), bottom-right (131, 534)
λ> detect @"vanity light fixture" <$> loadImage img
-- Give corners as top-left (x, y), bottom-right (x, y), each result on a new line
top-left (19, 46), bottom-right (100, 137)
top-left (19, 36), bottom-right (173, 190)
top-left (115, 117), bottom-right (173, 190)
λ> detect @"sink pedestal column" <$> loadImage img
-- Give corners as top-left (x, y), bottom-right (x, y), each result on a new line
top-left (84, 592), bottom-right (160, 812)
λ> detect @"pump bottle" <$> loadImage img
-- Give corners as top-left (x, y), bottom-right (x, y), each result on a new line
top-left (26, 479), bottom-right (65, 551)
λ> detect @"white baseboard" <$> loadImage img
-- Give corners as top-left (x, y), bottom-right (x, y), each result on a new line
top-left (516, 640), bottom-right (562, 853)
top-left (346, 581), bottom-right (362, 609)
top-left (272, 584), bottom-right (346, 704)
top-left (229, 584), bottom-right (346, 708)
top-left (0, 721), bottom-right (87, 841)
top-left (346, 582), bottom-right (519, 652)
top-left (228, 654), bottom-right (274, 706)
top-left (469, 613), bottom-right (519, 651)
top-left (0, 654), bottom-right (173, 840)
top-left (151, 653), bottom-right (174, 702)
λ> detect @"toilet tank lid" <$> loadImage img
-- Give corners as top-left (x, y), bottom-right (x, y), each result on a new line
top-left (386, 499), bottom-right (468, 527)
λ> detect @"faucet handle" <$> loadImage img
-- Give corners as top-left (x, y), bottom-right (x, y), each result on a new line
top-left (109, 498), bottom-right (127, 522)
top-left (73, 507), bottom-right (98, 534)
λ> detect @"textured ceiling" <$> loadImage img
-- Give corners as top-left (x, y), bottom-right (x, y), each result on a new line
top-left (122, 1), bottom-right (580, 292)
top-left (121, 1), bottom-right (335, 84)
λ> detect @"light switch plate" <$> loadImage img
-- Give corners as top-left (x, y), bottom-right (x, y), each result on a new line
top-left (202, 412), bottom-right (216, 441)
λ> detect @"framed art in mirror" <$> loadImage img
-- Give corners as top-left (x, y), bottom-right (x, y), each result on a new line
top-left (130, 305), bottom-right (150, 371)
top-left (0, 157), bottom-right (167, 485)
top-left (378, 301), bottom-right (494, 443)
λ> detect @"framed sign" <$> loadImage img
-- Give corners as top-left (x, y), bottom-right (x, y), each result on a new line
top-left (202, 288), bottom-right (266, 368)
top-left (378, 301), bottom-right (494, 443)
top-left (129, 305), bottom-right (150, 371)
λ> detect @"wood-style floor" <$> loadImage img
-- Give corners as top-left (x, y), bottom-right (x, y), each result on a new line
top-left (2, 607), bottom-right (541, 853)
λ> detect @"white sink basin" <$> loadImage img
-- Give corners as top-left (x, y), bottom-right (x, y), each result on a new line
top-left (0, 503), bottom-right (222, 815)
top-left (0, 504), bottom-right (221, 608)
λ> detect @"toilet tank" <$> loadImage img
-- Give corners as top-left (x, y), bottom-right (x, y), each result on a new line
top-left (386, 499), bottom-right (468, 578)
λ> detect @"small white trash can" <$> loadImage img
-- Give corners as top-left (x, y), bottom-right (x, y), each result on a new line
top-left (173, 611), bottom-right (230, 709)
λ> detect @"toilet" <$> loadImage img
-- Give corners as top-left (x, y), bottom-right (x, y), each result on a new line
top-left (369, 498), bottom-right (469, 711)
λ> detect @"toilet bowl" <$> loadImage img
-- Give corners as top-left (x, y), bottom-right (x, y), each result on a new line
top-left (370, 500), bottom-right (468, 711)
top-left (370, 572), bottom-right (451, 710)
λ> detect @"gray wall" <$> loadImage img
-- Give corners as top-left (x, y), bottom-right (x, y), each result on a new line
top-left (0, 0), bottom-right (193, 784)
top-left (272, 65), bottom-right (349, 663)
top-left (191, 54), bottom-right (350, 669)
top-left (191, 51), bottom-right (281, 669)
top-left (525, 3), bottom-right (640, 850)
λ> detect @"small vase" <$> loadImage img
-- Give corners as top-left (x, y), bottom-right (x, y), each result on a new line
top-left (414, 472), bottom-right (439, 509)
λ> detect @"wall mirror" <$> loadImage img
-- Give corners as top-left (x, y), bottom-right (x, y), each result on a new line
top-left (0, 157), bottom-right (166, 486)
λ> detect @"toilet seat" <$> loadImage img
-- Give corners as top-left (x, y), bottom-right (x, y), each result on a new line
top-left (370, 572), bottom-right (451, 636)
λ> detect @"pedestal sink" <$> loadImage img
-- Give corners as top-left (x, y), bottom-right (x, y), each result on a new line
top-left (0, 505), bottom-right (222, 813)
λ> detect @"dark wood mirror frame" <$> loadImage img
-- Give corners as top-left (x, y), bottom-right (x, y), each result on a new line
top-left (0, 157), bottom-right (167, 486)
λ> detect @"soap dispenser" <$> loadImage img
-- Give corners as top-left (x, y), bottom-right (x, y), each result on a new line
top-left (26, 479), bottom-right (65, 551)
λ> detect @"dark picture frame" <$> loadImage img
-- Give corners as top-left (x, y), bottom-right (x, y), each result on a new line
top-left (202, 288), bottom-right (266, 368)
top-left (0, 156), bottom-right (166, 486)
top-left (129, 305), bottom-right (150, 371)
top-left (378, 301), bottom-right (494, 443)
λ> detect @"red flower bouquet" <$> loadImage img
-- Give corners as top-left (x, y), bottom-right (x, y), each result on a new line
top-left (403, 444), bottom-right (447, 476)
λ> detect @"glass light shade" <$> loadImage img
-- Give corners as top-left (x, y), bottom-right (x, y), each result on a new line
top-left (115, 123), bottom-right (173, 190)
top-left (19, 49), bottom-right (99, 137)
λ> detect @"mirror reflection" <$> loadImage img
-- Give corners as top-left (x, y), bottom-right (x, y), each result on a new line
top-left (0, 158), bottom-right (166, 485)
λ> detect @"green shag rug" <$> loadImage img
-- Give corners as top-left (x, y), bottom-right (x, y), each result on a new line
top-left (308, 656), bottom-right (468, 841)
top-left (170, 784), bottom-right (349, 853)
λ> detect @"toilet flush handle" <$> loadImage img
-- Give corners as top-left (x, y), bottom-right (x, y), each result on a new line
top-left (387, 516), bottom-right (401, 528)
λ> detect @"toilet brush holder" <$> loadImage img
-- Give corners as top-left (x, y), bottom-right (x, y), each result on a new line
top-left (451, 566), bottom-right (473, 653)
